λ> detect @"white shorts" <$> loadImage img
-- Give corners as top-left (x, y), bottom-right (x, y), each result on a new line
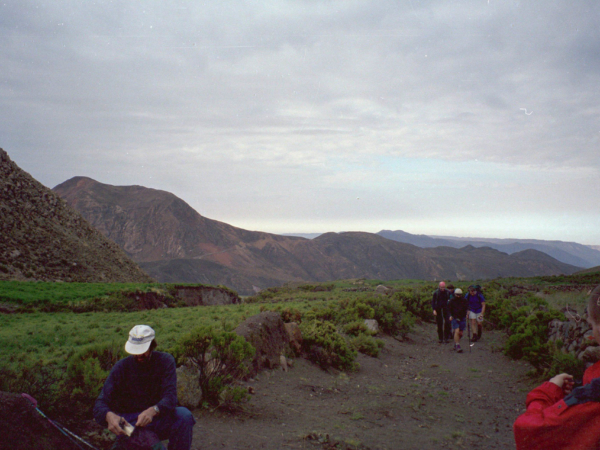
top-left (469, 311), bottom-right (482, 320)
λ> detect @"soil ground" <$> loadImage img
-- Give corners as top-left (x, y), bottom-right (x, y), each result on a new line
top-left (191, 323), bottom-right (535, 450)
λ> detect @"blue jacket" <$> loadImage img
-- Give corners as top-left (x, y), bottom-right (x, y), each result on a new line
top-left (93, 351), bottom-right (178, 427)
top-left (466, 292), bottom-right (485, 314)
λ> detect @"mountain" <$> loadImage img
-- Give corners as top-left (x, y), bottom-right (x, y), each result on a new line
top-left (53, 177), bottom-right (581, 294)
top-left (378, 230), bottom-right (600, 268)
top-left (0, 150), bottom-right (153, 283)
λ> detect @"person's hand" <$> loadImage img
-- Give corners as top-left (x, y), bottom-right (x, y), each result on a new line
top-left (136, 406), bottom-right (158, 427)
top-left (550, 373), bottom-right (573, 391)
top-left (106, 411), bottom-right (125, 436)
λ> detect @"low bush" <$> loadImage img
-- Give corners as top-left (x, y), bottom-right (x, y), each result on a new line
top-left (62, 341), bottom-right (125, 421)
top-left (173, 326), bottom-right (255, 407)
top-left (300, 320), bottom-right (357, 371)
top-left (349, 334), bottom-right (385, 357)
top-left (541, 346), bottom-right (586, 381)
top-left (343, 321), bottom-right (374, 337)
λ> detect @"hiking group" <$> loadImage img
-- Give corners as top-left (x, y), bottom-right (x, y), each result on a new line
top-left (432, 282), bottom-right (485, 353)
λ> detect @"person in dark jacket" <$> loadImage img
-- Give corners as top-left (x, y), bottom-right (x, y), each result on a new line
top-left (448, 288), bottom-right (469, 353)
top-left (94, 325), bottom-right (195, 450)
top-left (432, 281), bottom-right (452, 344)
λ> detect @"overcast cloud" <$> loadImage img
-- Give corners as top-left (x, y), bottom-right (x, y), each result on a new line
top-left (2, 1), bottom-right (599, 244)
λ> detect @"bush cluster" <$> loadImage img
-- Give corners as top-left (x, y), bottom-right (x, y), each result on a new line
top-left (173, 326), bottom-right (255, 407)
top-left (299, 320), bottom-right (358, 371)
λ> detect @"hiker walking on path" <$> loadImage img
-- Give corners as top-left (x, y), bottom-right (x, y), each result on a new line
top-left (514, 286), bottom-right (600, 450)
top-left (93, 325), bottom-right (195, 450)
top-left (448, 288), bottom-right (468, 353)
top-left (432, 281), bottom-right (452, 344)
top-left (465, 285), bottom-right (486, 342)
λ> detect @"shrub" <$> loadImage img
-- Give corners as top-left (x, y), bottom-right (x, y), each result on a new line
top-left (280, 307), bottom-right (303, 323)
top-left (300, 320), bottom-right (357, 371)
top-left (541, 346), bottom-right (586, 381)
top-left (62, 341), bottom-right (125, 420)
top-left (343, 321), bottom-right (374, 337)
top-left (173, 326), bottom-right (255, 407)
top-left (496, 294), bottom-right (564, 370)
top-left (349, 334), bottom-right (385, 357)
top-left (367, 294), bottom-right (415, 338)
top-left (0, 362), bottom-right (64, 418)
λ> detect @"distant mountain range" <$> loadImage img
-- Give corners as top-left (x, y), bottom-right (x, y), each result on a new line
top-left (53, 177), bottom-right (581, 295)
top-left (0, 149), bottom-right (153, 283)
top-left (377, 230), bottom-right (600, 269)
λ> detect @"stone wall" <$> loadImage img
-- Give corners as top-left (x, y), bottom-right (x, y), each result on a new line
top-left (548, 314), bottom-right (600, 364)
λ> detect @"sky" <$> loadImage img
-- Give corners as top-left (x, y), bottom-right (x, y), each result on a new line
top-left (2, 1), bottom-right (600, 245)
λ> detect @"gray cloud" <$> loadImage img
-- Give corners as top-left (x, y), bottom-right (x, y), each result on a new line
top-left (1, 0), bottom-right (599, 243)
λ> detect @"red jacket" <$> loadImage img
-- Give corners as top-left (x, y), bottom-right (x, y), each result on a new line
top-left (514, 361), bottom-right (600, 450)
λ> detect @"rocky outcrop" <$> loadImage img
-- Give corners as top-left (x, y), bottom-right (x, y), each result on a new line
top-left (548, 314), bottom-right (600, 364)
top-left (235, 312), bottom-right (291, 376)
top-left (0, 149), bottom-right (153, 283)
top-left (176, 364), bottom-right (203, 409)
top-left (173, 285), bottom-right (240, 306)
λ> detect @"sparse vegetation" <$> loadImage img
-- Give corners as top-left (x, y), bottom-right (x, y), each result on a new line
top-left (1, 274), bottom-right (598, 429)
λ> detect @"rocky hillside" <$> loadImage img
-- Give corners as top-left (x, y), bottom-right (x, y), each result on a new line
top-left (378, 229), bottom-right (600, 268)
top-left (53, 177), bottom-right (580, 294)
top-left (0, 149), bottom-right (153, 283)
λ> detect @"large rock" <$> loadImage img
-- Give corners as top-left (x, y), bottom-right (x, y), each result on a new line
top-left (284, 322), bottom-right (303, 355)
top-left (174, 285), bottom-right (240, 306)
top-left (176, 364), bottom-right (203, 409)
top-left (235, 312), bottom-right (290, 376)
top-left (364, 319), bottom-right (379, 333)
top-left (375, 285), bottom-right (392, 295)
top-left (580, 346), bottom-right (600, 364)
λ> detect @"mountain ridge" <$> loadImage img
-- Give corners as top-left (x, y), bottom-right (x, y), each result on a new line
top-left (53, 177), bottom-right (580, 294)
top-left (377, 229), bottom-right (600, 268)
top-left (0, 150), bottom-right (153, 283)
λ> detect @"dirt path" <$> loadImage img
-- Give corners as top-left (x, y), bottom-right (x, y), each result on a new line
top-left (191, 323), bottom-right (535, 450)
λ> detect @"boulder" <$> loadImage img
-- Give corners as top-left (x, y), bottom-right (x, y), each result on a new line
top-left (176, 364), bottom-right (202, 409)
top-left (174, 286), bottom-right (240, 306)
top-left (375, 285), bottom-right (392, 295)
top-left (579, 346), bottom-right (600, 364)
top-left (364, 319), bottom-right (379, 333)
top-left (235, 312), bottom-right (290, 376)
top-left (284, 322), bottom-right (303, 355)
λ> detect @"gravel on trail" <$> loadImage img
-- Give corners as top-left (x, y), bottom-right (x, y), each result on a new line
top-left (191, 322), bottom-right (535, 450)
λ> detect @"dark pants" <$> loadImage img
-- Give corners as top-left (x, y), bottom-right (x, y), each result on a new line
top-left (119, 407), bottom-right (195, 450)
top-left (435, 308), bottom-right (451, 341)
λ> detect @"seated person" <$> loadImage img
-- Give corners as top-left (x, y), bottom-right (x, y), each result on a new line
top-left (93, 325), bottom-right (195, 450)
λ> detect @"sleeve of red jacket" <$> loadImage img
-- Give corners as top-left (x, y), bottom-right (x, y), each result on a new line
top-left (514, 381), bottom-right (600, 450)
top-left (514, 381), bottom-right (569, 450)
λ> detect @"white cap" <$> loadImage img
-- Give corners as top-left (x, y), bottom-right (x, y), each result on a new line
top-left (125, 325), bottom-right (155, 355)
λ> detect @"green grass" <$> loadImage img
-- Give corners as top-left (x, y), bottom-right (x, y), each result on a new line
top-left (0, 280), bottom-right (155, 305)
top-left (0, 300), bottom-right (322, 371)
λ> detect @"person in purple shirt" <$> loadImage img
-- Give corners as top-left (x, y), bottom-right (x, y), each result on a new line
top-left (465, 286), bottom-right (486, 342)
top-left (93, 325), bottom-right (195, 450)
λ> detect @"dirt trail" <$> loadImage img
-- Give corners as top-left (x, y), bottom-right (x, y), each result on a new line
top-left (191, 323), bottom-right (534, 450)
